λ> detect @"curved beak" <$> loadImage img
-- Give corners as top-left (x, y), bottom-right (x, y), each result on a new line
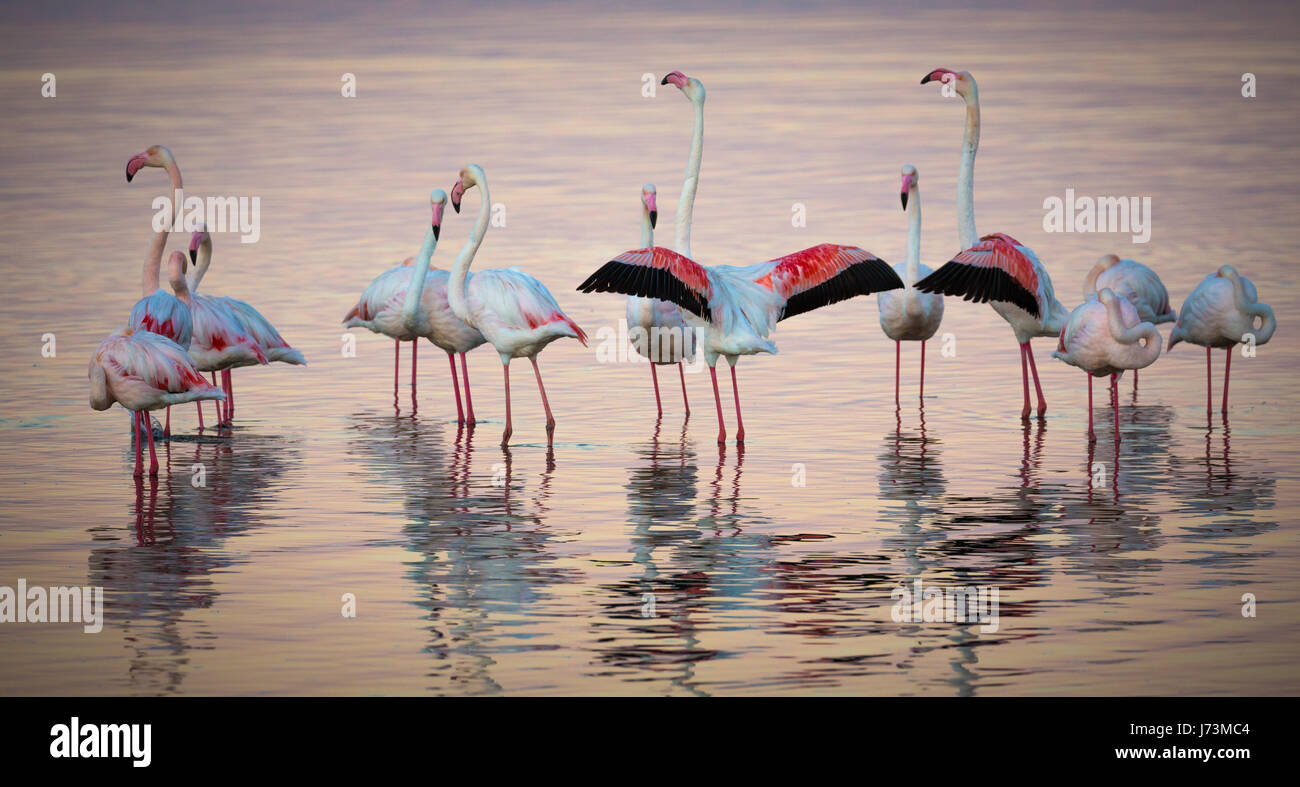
top-left (450, 181), bottom-right (465, 214)
top-left (188, 232), bottom-right (202, 264)
top-left (431, 202), bottom-right (445, 239)
top-left (125, 153), bottom-right (147, 183)
top-left (919, 73), bottom-right (935, 85)
top-left (189, 248), bottom-right (197, 264)
top-left (649, 210), bottom-right (657, 230)
top-left (900, 192), bottom-right (908, 210)
top-left (646, 193), bottom-right (657, 229)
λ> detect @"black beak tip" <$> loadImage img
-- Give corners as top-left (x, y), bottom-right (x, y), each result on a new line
top-left (649, 210), bottom-right (657, 229)
top-left (451, 198), bottom-right (461, 214)
top-left (125, 170), bottom-right (134, 183)
top-left (432, 224), bottom-right (440, 240)
top-left (901, 193), bottom-right (908, 210)
top-left (920, 75), bottom-right (933, 85)
top-left (189, 248), bottom-right (197, 264)
top-left (660, 75), bottom-right (670, 85)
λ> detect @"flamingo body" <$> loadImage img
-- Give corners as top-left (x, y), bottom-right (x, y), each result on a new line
top-left (1169, 266), bottom-right (1275, 350)
top-left (878, 262), bottom-right (943, 341)
top-left (1084, 254), bottom-right (1176, 325)
top-left (89, 328), bottom-right (225, 413)
top-left (188, 294), bottom-right (268, 372)
top-left (466, 266), bottom-right (587, 362)
top-left (1053, 290), bottom-right (1162, 377)
top-left (128, 289), bottom-right (192, 349)
top-left (345, 258), bottom-right (422, 342)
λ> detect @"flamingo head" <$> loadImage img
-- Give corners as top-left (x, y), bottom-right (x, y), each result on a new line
top-left (920, 68), bottom-right (974, 98)
top-left (167, 250), bottom-right (189, 279)
top-left (642, 184), bottom-right (657, 230)
top-left (450, 164), bottom-right (483, 214)
top-left (1215, 265), bottom-right (1239, 279)
top-left (662, 70), bottom-right (705, 103)
top-left (189, 222), bottom-right (211, 265)
top-left (125, 145), bottom-right (174, 182)
top-left (430, 189), bottom-right (448, 239)
top-left (900, 165), bottom-right (918, 210)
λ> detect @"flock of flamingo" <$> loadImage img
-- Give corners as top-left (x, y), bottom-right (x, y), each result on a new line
top-left (90, 68), bottom-right (1277, 476)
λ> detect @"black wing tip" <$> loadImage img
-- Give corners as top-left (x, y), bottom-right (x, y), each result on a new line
top-left (914, 262), bottom-right (1040, 318)
top-left (576, 260), bottom-right (711, 322)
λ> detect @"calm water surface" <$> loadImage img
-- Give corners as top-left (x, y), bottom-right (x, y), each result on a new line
top-left (0, 3), bottom-right (1297, 695)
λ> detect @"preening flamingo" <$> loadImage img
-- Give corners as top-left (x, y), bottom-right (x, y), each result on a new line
top-left (1083, 254), bottom-right (1175, 391)
top-left (344, 190), bottom-right (452, 410)
top-left (912, 68), bottom-right (1067, 420)
top-left (182, 247), bottom-right (268, 429)
top-left (1168, 265), bottom-right (1275, 414)
top-left (580, 69), bottom-right (902, 444)
top-left (1051, 289), bottom-right (1162, 443)
top-left (625, 183), bottom-right (695, 417)
top-left (89, 328), bottom-right (225, 476)
top-left (399, 190), bottom-right (490, 425)
top-left (878, 165), bottom-right (943, 405)
top-left (190, 227), bottom-right (305, 426)
top-left (447, 164), bottom-right (588, 447)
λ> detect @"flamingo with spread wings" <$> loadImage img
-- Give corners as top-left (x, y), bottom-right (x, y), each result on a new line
top-left (579, 242), bottom-right (902, 444)
top-left (912, 69), bottom-right (1068, 420)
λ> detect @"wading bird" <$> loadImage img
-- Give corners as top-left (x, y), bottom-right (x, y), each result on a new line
top-left (1168, 265), bottom-right (1275, 414)
top-left (912, 69), bottom-right (1067, 420)
top-left (447, 164), bottom-right (587, 447)
top-left (1082, 254), bottom-right (1175, 390)
top-left (878, 165), bottom-right (944, 405)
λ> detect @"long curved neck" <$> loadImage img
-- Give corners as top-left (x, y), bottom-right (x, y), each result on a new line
top-left (674, 99), bottom-right (703, 257)
top-left (448, 181), bottom-right (492, 324)
top-left (401, 226), bottom-right (439, 328)
top-left (1230, 274), bottom-right (1277, 343)
top-left (1105, 298), bottom-right (1161, 364)
top-left (640, 210), bottom-right (653, 248)
top-left (957, 86), bottom-right (980, 250)
top-left (169, 261), bottom-right (192, 307)
top-left (142, 158), bottom-right (184, 297)
top-left (188, 239), bottom-right (212, 292)
top-left (905, 190), bottom-right (921, 288)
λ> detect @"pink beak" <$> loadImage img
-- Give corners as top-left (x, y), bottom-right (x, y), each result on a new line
top-left (901, 175), bottom-right (913, 209)
top-left (661, 71), bottom-right (689, 90)
top-left (125, 153), bottom-right (148, 182)
top-left (189, 231), bottom-right (203, 263)
top-left (431, 202), bottom-right (445, 238)
top-left (450, 181), bottom-right (465, 213)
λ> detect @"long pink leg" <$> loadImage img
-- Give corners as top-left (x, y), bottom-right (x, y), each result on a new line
top-left (650, 363), bottom-right (663, 417)
top-left (164, 406), bottom-right (171, 438)
top-left (1019, 343), bottom-right (1031, 420)
top-left (146, 410), bottom-right (159, 475)
top-left (1027, 343), bottom-right (1047, 416)
top-left (920, 340), bottom-right (926, 401)
top-left (501, 364), bottom-right (513, 447)
top-left (211, 373), bottom-right (222, 426)
top-left (394, 340), bottom-right (400, 400)
top-left (1205, 347), bottom-right (1212, 414)
top-left (678, 362), bottom-right (690, 415)
top-left (729, 362), bottom-right (745, 444)
top-left (447, 352), bottom-right (465, 425)
top-left (227, 370), bottom-right (235, 423)
top-left (461, 354), bottom-right (476, 425)
top-left (709, 365), bottom-right (726, 444)
top-left (1113, 373), bottom-right (1121, 444)
top-left (1087, 374), bottom-right (1095, 443)
top-left (1133, 368), bottom-right (1138, 391)
top-left (894, 341), bottom-right (901, 407)
top-left (132, 411), bottom-right (143, 477)
top-left (411, 340), bottom-right (418, 409)
top-left (531, 357), bottom-right (556, 440)
top-left (196, 399), bottom-right (205, 431)
top-left (1222, 347), bottom-right (1231, 414)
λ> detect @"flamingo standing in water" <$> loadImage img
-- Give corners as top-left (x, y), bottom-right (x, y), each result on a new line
top-left (1082, 254), bottom-right (1176, 391)
top-left (125, 145), bottom-right (188, 435)
top-left (1168, 265), bottom-right (1275, 414)
top-left (446, 164), bottom-right (587, 447)
top-left (183, 248), bottom-right (267, 429)
top-left (912, 69), bottom-right (1068, 420)
top-left (625, 183), bottom-right (695, 417)
top-left (90, 328), bottom-right (225, 476)
top-left (399, 191), bottom-right (490, 426)
top-left (580, 70), bottom-right (902, 444)
top-left (878, 165), bottom-right (944, 405)
top-left (1052, 289), bottom-right (1162, 443)
top-left (190, 227), bottom-right (306, 426)
top-left (344, 190), bottom-right (453, 412)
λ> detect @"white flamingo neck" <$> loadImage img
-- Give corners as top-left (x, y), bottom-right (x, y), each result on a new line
top-left (674, 100), bottom-right (703, 257)
top-left (448, 179), bottom-right (492, 324)
top-left (640, 209), bottom-right (653, 249)
top-left (142, 230), bottom-right (167, 296)
top-left (189, 240), bottom-right (212, 292)
top-left (905, 190), bottom-right (921, 287)
top-left (401, 226), bottom-right (439, 326)
top-left (957, 87), bottom-right (980, 250)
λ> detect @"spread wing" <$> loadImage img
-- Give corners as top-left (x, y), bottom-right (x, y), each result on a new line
top-left (577, 247), bottom-right (713, 321)
top-left (914, 232), bottom-right (1041, 317)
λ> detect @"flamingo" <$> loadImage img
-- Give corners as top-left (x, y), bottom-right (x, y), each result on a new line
top-left (446, 164), bottom-right (587, 447)
top-left (125, 145), bottom-right (187, 435)
top-left (912, 68), bottom-right (1068, 420)
top-left (344, 190), bottom-right (452, 411)
top-left (1083, 254), bottom-right (1176, 391)
top-left (878, 165), bottom-right (944, 405)
top-left (89, 328), bottom-right (225, 476)
top-left (400, 192), bottom-right (491, 426)
top-left (182, 247), bottom-right (268, 429)
top-left (580, 70), bottom-right (902, 444)
top-left (625, 183), bottom-right (695, 418)
top-left (1168, 265), bottom-right (1275, 414)
top-left (190, 226), bottom-right (306, 426)
top-left (1051, 289), bottom-right (1162, 443)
